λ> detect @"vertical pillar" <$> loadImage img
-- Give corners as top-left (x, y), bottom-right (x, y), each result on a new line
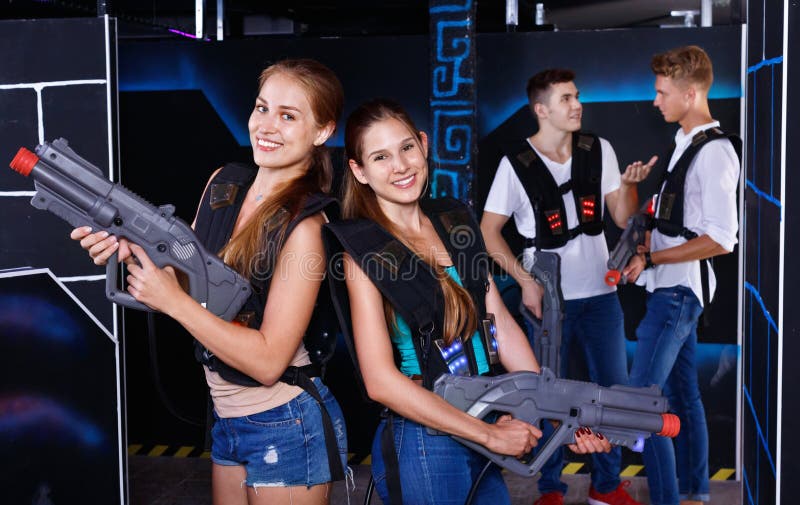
top-left (779, 3), bottom-right (799, 504)
top-left (429, 0), bottom-right (477, 205)
top-left (742, 1), bottom-right (788, 503)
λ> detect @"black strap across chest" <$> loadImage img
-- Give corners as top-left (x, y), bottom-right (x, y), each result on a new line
top-left (323, 197), bottom-right (491, 390)
top-left (503, 132), bottom-right (604, 250)
top-left (654, 127), bottom-right (742, 239)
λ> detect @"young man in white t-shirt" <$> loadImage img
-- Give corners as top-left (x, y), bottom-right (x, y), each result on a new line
top-left (622, 46), bottom-right (740, 505)
top-left (480, 69), bottom-right (654, 505)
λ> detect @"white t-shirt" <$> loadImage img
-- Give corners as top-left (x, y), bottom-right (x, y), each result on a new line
top-left (484, 137), bottom-right (621, 300)
top-left (644, 121), bottom-right (740, 305)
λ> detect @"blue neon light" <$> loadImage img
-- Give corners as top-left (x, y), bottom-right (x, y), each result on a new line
top-left (742, 386), bottom-right (777, 476)
top-left (745, 180), bottom-right (781, 209)
top-left (744, 282), bottom-right (779, 333)
top-left (747, 56), bottom-right (783, 73)
top-left (430, 0), bottom-right (472, 14)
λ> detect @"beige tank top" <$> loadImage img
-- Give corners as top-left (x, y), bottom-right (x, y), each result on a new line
top-left (205, 343), bottom-right (312, 418)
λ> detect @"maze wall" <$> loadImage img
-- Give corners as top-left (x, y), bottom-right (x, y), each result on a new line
top-left (743, 2), bottom-right (800, 504)
top-left (0, 17), bottom-right (124, 504)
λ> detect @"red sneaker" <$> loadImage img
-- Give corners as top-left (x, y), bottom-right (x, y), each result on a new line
top-left (533, 491), bottom-right (564, 505)
top-left (587, 481), bottom-right (641, 505)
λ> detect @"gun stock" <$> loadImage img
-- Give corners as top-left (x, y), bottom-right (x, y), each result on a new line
top-left (10, 138), bottom-right (251, 321)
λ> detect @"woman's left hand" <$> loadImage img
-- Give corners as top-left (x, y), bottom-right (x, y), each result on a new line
top-left (124, 243), bottom-right (185, 313)
top-left (567, 427), bottom-right (612, 454)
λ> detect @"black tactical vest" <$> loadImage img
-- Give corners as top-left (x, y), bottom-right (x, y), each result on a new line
top-left (503, 133), bottom-right (604, 250)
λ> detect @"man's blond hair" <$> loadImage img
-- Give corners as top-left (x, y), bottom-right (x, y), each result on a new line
top-left (651, 45), bottom-right (713, 91)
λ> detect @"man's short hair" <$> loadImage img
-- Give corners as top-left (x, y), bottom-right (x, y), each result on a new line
top-left (526, 68), bottom-right (576, 106)
top-left (651, 45), bottom-right (713, 91)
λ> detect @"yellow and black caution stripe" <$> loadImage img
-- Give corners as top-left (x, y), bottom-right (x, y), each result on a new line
top-left (557, 462), bottom-right (736, 480)
top-left (127, 445), bottom-right (736, 481)
top-left (128, 444), bottom-right (211, 459)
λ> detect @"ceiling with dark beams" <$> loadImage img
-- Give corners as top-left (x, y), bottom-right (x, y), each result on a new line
top-left (2, 0), bottom-right (744, 38)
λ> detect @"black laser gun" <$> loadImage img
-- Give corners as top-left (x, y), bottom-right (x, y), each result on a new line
top-left (9, 138), bottom-right (251, 321)
top-left (433, 369), bottom-right (680, 477)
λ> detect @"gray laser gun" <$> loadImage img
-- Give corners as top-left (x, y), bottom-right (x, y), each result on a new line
top-left (518, 251), bottom-right (563, 375)
top-left (605, 199), bottom-right (655, 286)
top-left (9, 138), bottom-right (251, 321)
top-left (433, 369), bottom-right (680, 477)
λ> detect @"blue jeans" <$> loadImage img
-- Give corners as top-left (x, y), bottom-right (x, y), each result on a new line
top-left (211, 378), bottom-right (348, 487)
top-left (371, 416), bottom-right (510, 505)
top-left (629, 285), bottom-right (709, 505)
top-left (526, 292), bottom-right (629, 495)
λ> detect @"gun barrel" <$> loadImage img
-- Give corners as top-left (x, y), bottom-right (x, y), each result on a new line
top-left (10, 147), bottom-right (38, 176)
top-left (9, 139), bottom-right (252, 321)
top-left (604, 269), bottom-right (622, 286)
top-left (11, 147), bottom-right (119, 227)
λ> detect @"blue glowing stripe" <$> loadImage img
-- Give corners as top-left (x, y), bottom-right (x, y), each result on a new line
top-left (478, 83), bottom-right (742, 135)
top-left (742, 470), bottom-right (755, 505)
top-left (744, 282), bottom-right (779, 333)
top-left (742, 386), bottom-right (777, 476)
top-left (430, 0), bottom-right (472, 13)
top-left (747, 56), bottom-right (783, 73)
top-left (431, 100), bottom-right (471, 106)
top-left (745, 180), bottom-right (782, 208)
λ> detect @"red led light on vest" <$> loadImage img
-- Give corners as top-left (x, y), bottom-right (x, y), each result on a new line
top-left (580, 196), bottom-right (596, 222)
top-left (545, 210), bottom-right (564, 234)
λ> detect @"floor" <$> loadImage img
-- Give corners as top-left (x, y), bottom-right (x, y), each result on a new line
top-left (128, 455), bottom-right (742, 505)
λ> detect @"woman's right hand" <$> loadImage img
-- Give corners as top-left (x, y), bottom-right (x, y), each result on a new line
top-left (70, 226), bottom-right (132, 265)
top-left (485, 414), bottom-right (543, 457)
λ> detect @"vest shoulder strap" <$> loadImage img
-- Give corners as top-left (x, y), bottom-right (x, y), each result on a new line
top-left (194, 162), bottom-right (257, 255)
top-left (325, 219), bottom-right (439, 332)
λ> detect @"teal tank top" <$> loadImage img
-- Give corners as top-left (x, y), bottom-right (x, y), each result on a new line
top-left (390, 265), bottom-right (489, 376)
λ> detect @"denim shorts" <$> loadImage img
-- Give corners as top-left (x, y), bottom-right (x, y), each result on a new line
top-left (210, 378), bottom-right (348, 487)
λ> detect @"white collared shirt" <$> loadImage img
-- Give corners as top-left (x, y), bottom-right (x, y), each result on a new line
top-left (644, 121), bottom-right (740, 305)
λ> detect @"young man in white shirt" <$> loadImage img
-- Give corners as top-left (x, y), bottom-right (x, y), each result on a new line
top-left (481, 69), bottom-right (654, 505)
top-left (623, 46), bottom-right (740, 505)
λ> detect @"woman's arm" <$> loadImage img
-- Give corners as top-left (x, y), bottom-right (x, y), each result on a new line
top-left (484, 275), bottom-right (540, 373)
top-left (343, 254), bottom-right (541, 457)
top-left (125, 214), bottom-right (327, 385)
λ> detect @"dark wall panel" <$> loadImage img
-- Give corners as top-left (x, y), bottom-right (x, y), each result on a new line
top-left (781, 3), bottom-right (800, 502)
top-left (744, 0), bottom-right (784, 502)
top-left (0, 17), bottom-right (121, 505)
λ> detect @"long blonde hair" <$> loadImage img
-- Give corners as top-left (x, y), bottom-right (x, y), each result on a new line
top-left (221, 59), bottom-right (343, 281)
top-left (343, 99), bottom-right (477, 345)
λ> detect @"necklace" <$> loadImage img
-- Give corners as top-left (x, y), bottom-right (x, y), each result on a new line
top-left (255, 193), bottom-right (264, 201)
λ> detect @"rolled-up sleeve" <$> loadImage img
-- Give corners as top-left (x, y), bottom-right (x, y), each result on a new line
top-left (692, 140), bottom-right (740, 251)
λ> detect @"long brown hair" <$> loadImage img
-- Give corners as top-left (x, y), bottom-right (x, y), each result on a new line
top-left (343, 99), bottom-right (477, 345)
top-left (221, 59), bottom-right (344, 281)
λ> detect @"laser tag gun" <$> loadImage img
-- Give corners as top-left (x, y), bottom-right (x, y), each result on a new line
top-left (604, 196), bottom-right (656, 286)
top-left (518, 251), bottom-right (563, 375)
top-left (9, 138), bottom-right (252, 321)
top-left (433, 368), bottom-right (680, 477)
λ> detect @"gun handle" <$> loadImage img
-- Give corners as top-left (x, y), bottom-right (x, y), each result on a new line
top-left (105, 251), bottom-right (155, 313)
top-left (451, 421), bottom-right (575, 477)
